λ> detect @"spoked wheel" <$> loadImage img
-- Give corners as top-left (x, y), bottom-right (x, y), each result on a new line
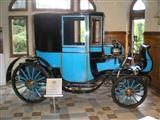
top-left (111, 75), bottom-right (147, 108)
top-left (12, 62), bottom-right (49, 103)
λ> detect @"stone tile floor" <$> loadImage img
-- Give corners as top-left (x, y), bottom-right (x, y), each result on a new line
top-left (0, 83), bottom-right (160, 120)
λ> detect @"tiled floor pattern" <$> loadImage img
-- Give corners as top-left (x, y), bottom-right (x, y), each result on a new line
top-left (0, 83), bottom-right (160, 120)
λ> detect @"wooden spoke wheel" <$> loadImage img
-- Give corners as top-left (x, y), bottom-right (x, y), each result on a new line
top-left (111, 75), bottom-right (147, 108)
top-left (12, 62), bottom-right (49, 103)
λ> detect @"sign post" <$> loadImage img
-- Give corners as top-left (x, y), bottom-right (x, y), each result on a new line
top-left (44, 78), bottom-right (63, 112)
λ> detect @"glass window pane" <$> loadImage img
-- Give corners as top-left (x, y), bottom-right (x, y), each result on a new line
top-left (90, 17), bottom-right (102, 45)
top-left (10, 17), bottom-right (28, 55)
top-left (35, 0), bottom-right (71, 9)
top-left (80, 0), bottom-right (94, 10)
top-left (133, 19), bottom-right (145, 53)
top-left (63, 17), bottom-right (86, 46)
top-left (80, 21), bottom-right (85, 43)
top-left (133, 0), bottom-right (145, 11)
top-left (11, 0), bottom-right (26, 9)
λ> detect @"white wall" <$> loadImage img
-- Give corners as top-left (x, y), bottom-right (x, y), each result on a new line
top-left (0, 0), bottom-right (2, 27)
top-left (95, 0), bottom-right (131, 31)
top-left (94, 0), bottom-right (160, 32)
top-left (145, 0), bottom-right (160, 31)
top-left (0, 54), bottom-right (5, 86)
top-left (1, 0), bottom-right (10, 65)
top-left (0, 0), bottom-right (10, 86)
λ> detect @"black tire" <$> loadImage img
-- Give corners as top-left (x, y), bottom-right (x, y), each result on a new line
top-left (6, 58), bottom-right (20, 82)
top-left (111, 75), bottom-right (147, 108)
top-left (12, 62), bottom-right (49, 104)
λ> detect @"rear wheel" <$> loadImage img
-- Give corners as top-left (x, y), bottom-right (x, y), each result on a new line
top-left (111, 75), bottom-right (147, 108)
top-left (12, 62), bottom-right (49, 103)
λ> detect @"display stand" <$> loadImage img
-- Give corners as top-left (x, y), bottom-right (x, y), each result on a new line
top-left (44, 78), bottom-right (63, 112)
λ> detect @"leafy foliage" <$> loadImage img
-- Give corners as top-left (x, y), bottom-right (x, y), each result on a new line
top-left (80, 21), bottom-right (85, 43)
top-left (12, 19), bottom-right (27, 54)
top-left (133, 19), bottom-right (145, 53)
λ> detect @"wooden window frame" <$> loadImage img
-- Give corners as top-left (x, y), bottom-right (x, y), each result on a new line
top-left (32, 0), bottom-right (74, 12)
top-left (8, 0), bottom-right (28, 11)
top-left (9, 16), bottom-right (29, 57)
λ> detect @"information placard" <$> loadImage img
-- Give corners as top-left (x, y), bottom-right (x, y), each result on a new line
top-left (45, 78), bottom-right (63, 97)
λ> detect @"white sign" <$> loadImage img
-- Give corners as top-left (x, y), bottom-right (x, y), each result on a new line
top-left (44, 78), bottom-right (63, 97)
top-left (139, 116), bottom-right (158, 120)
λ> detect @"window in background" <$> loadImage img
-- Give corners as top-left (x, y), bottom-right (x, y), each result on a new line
top-left (9, 0), bottom-right (27, 11)
top-left (9, 16), bottom-right (28, 56)
top-left (133, 19), bottom-right (145, 53)
top-left (130, 0), bottom-right (145, 53)
top-left (34, 0), bottom-right (71, 10)
top-left (80, 0), bottom-right (96, 11)
top-left (133, 0), bottom-right (145, 11)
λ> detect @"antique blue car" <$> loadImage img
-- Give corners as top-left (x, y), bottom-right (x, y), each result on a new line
top-left (7, 12), bottom-right (152, 108)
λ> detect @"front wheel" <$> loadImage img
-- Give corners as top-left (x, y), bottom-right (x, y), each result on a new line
top-left (111, 75), bottom-right (147, 108)
top-left (12, 62), bottom-right (49, 103)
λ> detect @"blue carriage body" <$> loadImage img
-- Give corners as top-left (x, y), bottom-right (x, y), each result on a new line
top-left (36, 46), bottom-right (121, 83)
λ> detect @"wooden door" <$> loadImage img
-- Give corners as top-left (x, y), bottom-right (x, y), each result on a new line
top-left (151, 46), bottom-right (160, 88)
top-left (144, 32), bottom-right (160, 90)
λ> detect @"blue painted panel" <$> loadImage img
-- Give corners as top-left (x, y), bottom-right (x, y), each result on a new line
top-left (141, 50), bottom-right (152, 72)
top-left (97, 58), bottom-right (120, 72)
top-left (87, 56), bottom-right (94, 81)
top-left (62, 47), bottom-right (85, 53)
top-left (62, 53), bottom-right (94, 82)
top-left (36, 50), bottom-right (61, 68)
top-left (90, 46), bottom-right (102, 52)
top-left (103, 45), bottom-right (112, 55)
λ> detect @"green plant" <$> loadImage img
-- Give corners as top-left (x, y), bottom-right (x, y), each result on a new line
top-left (12, 19), bottom-right (27, 54)
top-left (133, 19), bottom-right (145, 53)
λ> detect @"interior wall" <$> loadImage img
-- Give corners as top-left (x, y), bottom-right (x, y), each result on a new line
top-left (0, 54), bottom-right (5, 86)
top-left (95, 0), bottom-right (131, 31)
top-left (145, 0), bottom-right (160, 31)
top-left (0, 0), bottom-right (10, 86)
top-left (94, 0), bottom-right (160, 32)
top-left (0, 0), bottom-right (2, 27)
top-left (1, 0), bottom-right (10, 65)
top-left (0, 27), bottom-right (5, 86)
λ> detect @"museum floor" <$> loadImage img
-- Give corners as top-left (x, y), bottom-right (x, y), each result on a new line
top-left (0, 83), bottom-right (160, 120)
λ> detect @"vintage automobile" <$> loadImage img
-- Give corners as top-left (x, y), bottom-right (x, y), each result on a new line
top-left (6, 12), bottom-right (152, 108)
